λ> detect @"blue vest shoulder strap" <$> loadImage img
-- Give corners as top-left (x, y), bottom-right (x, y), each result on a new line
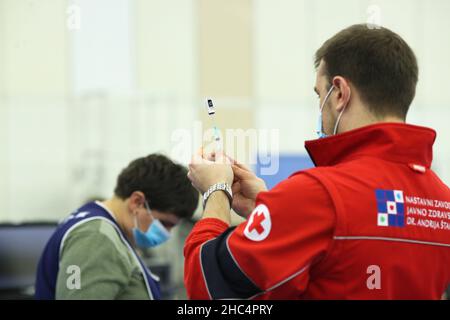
top-left (35, 201), bottom-right (161, 300)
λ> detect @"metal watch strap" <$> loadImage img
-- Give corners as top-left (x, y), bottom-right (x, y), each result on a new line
top-left (202, 182), bottom-right (233, 209)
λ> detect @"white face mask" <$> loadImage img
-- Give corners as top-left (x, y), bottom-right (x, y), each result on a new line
top-left (316, 85), bottom-right (347, 138)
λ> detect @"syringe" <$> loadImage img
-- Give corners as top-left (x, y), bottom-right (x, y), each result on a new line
top-left (206, 98), bottom-right (222, 153)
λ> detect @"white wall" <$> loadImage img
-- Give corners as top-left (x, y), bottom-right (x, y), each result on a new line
top-left (0, 0), bottom-right (69, 222)
top-left (70, 0), bottom-right (135, 95)
top-left (0, 0), bottom-right (197, 222)
top-left (0, 1), bottom-right (7, 219)
top-left (254, 0), bottom-right (450, 179)
top-left (0, 0), bottom-right (449, 224)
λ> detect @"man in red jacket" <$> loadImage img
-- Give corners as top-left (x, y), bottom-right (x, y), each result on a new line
top-left (185, 24), bottom-right (450, 299)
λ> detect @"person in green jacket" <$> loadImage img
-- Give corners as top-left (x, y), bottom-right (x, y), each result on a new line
top-left (36, 154), bottom-right (199, 300)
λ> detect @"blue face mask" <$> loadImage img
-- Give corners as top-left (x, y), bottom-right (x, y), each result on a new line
top-left (316, 85), bottom-right (347, 139)
top-left (133, 201), bottom-right (171, 248)
top-left (316, 86), bottom-right (335, 139)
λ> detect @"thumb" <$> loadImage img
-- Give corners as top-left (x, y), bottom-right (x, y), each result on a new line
top-left (214, 151), bottom-right (232, 165)
top-left (233, 164), bottom-right (254, 180)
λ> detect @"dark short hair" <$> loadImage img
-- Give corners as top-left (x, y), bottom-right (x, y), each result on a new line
top-left (114, 154), bottom-right (199, 219)
top-left (315, 24), bottom-right (418, 119)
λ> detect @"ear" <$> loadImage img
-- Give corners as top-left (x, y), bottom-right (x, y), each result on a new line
top-left (128, 191), bottom-right (146, 212)
top-left (332, 76), bottom-right (352, 112)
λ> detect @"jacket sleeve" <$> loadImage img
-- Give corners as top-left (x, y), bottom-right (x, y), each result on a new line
top-left (56, 220), bottom-right (134, 299)
top-left (183, 172), bottom-right (336, 299)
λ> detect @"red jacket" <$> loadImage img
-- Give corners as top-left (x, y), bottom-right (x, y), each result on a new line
top-left (184, 123), bottom-right (450, 299)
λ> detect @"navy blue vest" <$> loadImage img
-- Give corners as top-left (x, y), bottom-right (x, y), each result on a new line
top-left (35, 202), bottom-right (161, 300)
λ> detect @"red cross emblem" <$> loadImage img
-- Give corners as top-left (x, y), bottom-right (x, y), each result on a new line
top-left (244, 204), bottom-right (271, 241)
top-left (248, 212), bottom-right (265, 234)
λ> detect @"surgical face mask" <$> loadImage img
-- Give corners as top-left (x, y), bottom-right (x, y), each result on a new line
top-left (316, 85), bottom-right (347, 138)
top-left (132, 201), bottom-right (171, 248)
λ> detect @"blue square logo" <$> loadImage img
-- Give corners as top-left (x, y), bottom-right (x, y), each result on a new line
top-left (375, 189), bottom-right (405, 228)
top-left (375, 189), bottom-right (386, 201)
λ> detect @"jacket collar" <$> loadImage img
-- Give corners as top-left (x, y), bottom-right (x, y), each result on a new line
top-left (305, 123), bottom-right (436, 168)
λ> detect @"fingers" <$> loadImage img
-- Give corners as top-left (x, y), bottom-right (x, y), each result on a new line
top-left (192, 145), bottom-right (251, 169)
top-left (231, 181), bottom-right (241, 194)
top-left (202, 148), bottom-right (218, 162)
top-left (193, 147), bottom-right (219, 163)
top-left (233, 161), bottom-right (252, 172)
top-left (232, 164), bottom-right (255, 180)
top-left (206, 150), bottom-right (239, 165)
top-left (220, 153), bottom-right (250, 171)
top-left (187, 170), bottom-right (202, 193)
top-left (190, 147), bottom-right (204, 165)
top-left (206, 151), bottom-right (215, 161)
top-left (214, 151), bottom-right (233, 165)
top-left (221, 153), bottom-right (237, 165)
top-left (187, 170), bottom-right (194, 185)
top-left (191, 147), bottom-right (216, 166)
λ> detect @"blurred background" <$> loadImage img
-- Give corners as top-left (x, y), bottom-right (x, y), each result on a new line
top-left (0, 0), bottom-right (449, 299)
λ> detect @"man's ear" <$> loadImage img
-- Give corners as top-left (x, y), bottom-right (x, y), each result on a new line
top-left (128, 191), bottom-right (146, 212)
top-left (332, 76), bottom-right (352, 112)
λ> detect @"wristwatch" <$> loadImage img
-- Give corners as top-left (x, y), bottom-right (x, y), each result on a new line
top-left (203, 182), bottom-right (233, 209)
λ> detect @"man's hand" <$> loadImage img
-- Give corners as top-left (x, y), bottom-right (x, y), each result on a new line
top-left (188, 148), bottom-right (234, 194)
top-left (231, 161), bottom-right (267, 219)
